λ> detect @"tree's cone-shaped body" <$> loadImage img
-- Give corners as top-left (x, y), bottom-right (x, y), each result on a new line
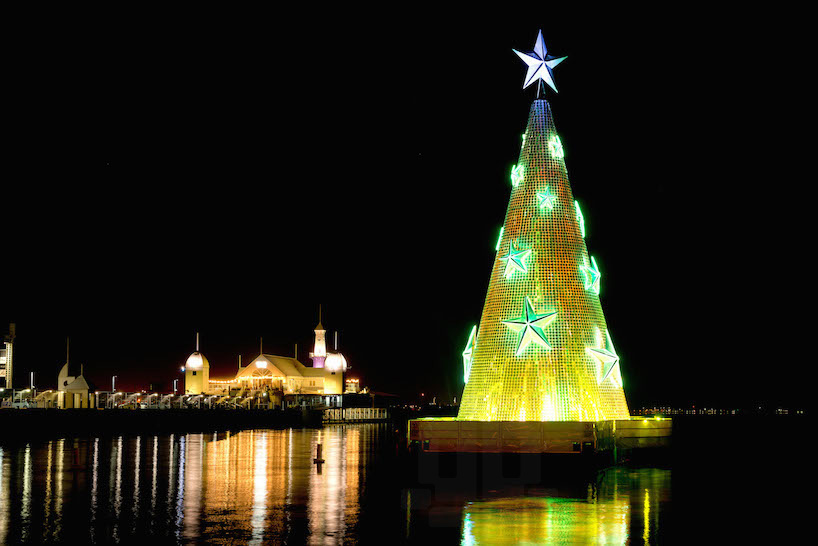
top-left (458, 99), bottom-right (630, 422)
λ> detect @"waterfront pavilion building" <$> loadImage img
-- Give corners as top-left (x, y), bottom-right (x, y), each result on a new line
top-left (209, 354), bottom-right (345, 395)
top-left (184, 319), bottom-right (348, 401)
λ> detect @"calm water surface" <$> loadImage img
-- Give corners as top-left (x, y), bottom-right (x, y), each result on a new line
top-left (0, 425), bottom-right (677, 544)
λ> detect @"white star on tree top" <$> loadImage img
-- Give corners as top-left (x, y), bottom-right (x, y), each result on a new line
top-left (513, 30), bottom-right (566, 94)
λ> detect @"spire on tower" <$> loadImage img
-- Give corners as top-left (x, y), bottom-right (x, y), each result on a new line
top-left (315, 304), bottom-right (324, 331)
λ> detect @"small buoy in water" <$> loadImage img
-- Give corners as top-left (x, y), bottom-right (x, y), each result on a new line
top-left (313, 443), bottom-right (325, 464)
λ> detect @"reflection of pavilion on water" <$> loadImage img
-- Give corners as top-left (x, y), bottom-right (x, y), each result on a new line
top-left (192, 426), bottom-right (376, 541)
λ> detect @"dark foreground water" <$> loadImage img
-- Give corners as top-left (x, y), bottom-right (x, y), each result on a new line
top-left (0, 419), bottom-right (808, 544)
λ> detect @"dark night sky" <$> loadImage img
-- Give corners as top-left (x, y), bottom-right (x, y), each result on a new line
top-left (3, 8), bottom-right (813, 410)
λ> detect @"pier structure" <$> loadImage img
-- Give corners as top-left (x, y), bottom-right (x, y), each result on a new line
top-left (22, 313), bottom-right (369, 418)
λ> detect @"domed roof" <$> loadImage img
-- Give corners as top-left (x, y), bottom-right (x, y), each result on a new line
top-left (186, 351), bottom-right (209, 369)
top-left (324, 352), bottom-right (347, 372)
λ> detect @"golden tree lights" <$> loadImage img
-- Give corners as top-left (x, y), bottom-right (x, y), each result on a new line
top-left (457, 98), bottom-right (630, 422)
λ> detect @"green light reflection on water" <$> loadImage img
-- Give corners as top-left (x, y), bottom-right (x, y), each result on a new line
top-left (458, 467), bottom-right (670, 545)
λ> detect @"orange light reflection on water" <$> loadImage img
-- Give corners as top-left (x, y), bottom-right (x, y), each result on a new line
top-left (170, 426), bottom-right (367, 542)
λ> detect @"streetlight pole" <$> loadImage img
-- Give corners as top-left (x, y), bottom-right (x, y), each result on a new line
top-left (173, 379), bottom-right (178, 394)
top-left (112, 375), bottom-right (117, 392)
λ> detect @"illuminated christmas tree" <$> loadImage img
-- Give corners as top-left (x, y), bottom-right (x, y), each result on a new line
top-left (458, 31), bottom-right (630, 422)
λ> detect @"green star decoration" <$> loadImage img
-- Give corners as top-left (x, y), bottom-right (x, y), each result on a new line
top-left (536, 187), bottom-right (556, 210)
top-left (586, 332), bottom-right (621, 386)
top-left (580, 256), bottom-right (601, 295)
top-left (462, 325), bottom-right (477, 383)
top-left (500, 243), bottom-right (533, 278)
top-left (502, 297), bottom-right (558, 356)
top-left (574, 200), bottom-right (586, 238)
top-left (510, 164), bottom-right (525, 187)
top-left (548, 135), bottom-right (564, 159)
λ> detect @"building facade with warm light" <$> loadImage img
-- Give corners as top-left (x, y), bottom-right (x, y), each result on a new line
top-left (0, 323), bottom-right (15, 389)
top-left (345, 378), bottom-right (360, 394)
top-left (184, 319), bottom-right (349, 404)
top-left (205, 353), bottom-right (345, 396)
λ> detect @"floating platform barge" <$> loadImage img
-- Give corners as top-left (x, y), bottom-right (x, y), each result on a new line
top-left (408, 417), bottom-right (671, 462)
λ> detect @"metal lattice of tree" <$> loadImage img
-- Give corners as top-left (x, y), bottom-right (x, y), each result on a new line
top-left (457, 98), bottom-right (630, 422)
